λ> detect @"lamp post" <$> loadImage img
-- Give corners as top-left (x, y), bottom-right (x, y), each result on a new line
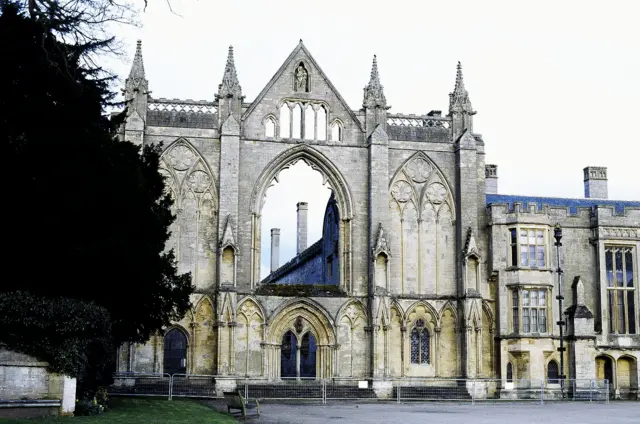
top-left (553, 224), bottom-right (566, 398)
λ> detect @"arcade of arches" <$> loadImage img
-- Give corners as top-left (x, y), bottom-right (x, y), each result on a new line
top-left (115, 40), bottom-right (640, 399)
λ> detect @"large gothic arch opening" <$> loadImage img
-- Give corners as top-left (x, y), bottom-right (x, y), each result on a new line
top-left (250, 145), bottom-right (354, 291)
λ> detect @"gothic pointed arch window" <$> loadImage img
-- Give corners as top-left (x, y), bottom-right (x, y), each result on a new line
top-left (410, 318), bottom-right (430, 364)
top-left (304, 104), bottom-right (314, 140)
top-left (506, 362), bottom-right (514, 382)
top-left (281, 330), bottom-right (297, 378)
top-left (292, 104), bottom-right (302, 139)
top-left (265, 116), bottom-right (276, 138)
top-left (279, 103), bottom-right (291, 139)
top-left (316, 106), bottom-right (327, 141)
top-left (330, 120), bottom-right (343, 142)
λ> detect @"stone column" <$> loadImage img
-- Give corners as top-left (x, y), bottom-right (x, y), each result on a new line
top-left (400, 325), bottom-right (407, 377)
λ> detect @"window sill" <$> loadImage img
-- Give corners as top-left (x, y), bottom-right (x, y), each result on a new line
top-left (503, 333), bottom-right (552, 339)
top-left (506, 266), bottom-right (553, 273)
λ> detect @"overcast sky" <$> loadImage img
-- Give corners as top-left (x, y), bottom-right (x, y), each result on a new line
top-left (104, 0), bottom-right (639, 276)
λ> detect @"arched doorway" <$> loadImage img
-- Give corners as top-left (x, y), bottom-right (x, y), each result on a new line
top-left (300, 332), bottom-right (317, 378)
top-left (164, 328), bottom-right (187, 375)
top-left (617, 356), bottom-right (638, 400)
top-left (281, 331), bottom-right (297, 378)
top-left (596, 355), bottom-right (614, 392)
top-left (280, 330), bottom-right (318, 379)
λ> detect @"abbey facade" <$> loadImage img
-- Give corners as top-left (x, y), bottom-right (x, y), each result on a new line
top-left (116, 41), bottom-right (640, 399)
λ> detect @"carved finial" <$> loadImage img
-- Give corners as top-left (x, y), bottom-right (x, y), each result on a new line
top-left (217, 45), bottom-right (242, 99)
top-left (576, 278), bottom-right (585, 306)
top-left (449, 61), bottom-right (475, 114)
top-left (128, 40), bottom-right (145, 80)
top-left (220, 215), bottom-right (237, 250)
top-left (299, 38), bottom-right (303, 44)
top-left (373, 223), bottom-right (391, 257)
top-left (363, 54), bottom-right (388, 109)
top-left (124, 39), bottom-right (148, 108)
top-left (463, 227), bottom-right (479, 258)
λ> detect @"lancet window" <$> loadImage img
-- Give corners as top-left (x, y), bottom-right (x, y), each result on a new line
top-left (410, 319), bottom-right (430, 365)
top-left (278, 101), bottom-right (328, 141)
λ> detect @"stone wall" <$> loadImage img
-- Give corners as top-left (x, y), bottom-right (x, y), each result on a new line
top-left (0, 349), bottom-right (75, 416)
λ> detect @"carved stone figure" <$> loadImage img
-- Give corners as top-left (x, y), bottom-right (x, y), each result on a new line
top-left (294, 64), bottom-right (308, 92)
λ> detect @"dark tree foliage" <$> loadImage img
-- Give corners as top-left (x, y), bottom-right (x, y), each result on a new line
top-left (0, 1), bottom-right (193, 384)
top-left (0, 292), bottom-right (112, 377)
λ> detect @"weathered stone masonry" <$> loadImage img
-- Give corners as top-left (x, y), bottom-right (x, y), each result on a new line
top-left (114, 40), bottom-right (640, 398)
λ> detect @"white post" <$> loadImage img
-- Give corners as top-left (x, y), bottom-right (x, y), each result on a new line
top-left (61, 377), bottom-right (76, 415)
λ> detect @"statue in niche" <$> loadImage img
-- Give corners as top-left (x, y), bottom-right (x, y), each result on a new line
top-left (294, 63), bottom-right (308, 92)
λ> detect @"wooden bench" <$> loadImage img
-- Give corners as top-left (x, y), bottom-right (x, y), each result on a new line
top-left (223, 391), bottom-right (260, 420)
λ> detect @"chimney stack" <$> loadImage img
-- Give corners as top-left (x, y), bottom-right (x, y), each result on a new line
top-left (583, 166), bottom-right (608, 199)
top-left (296, 202), bottom-right (308, 254)
top-left (270, 228), bottom-right (280, 272)
top-left (485, 164), bottom-right (498, 194)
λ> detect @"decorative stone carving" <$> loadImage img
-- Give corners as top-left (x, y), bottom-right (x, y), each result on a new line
top-left (187, 170), bottom-right (211, 193)
top-left (294, 63), bottom-right (308, 92)
top-left (391, 180), bottom-right (413, 202)
top-left (405, 157), bottom-right (431, 183)
top-left (373, 223), bottom-right (391, 257)
top-left (294, 316), bottom-right (304, 334)
top-left (463, 227), bottom-right (480, 258)
top-left (240, 301), bottom-right (259, 317)
top-left (363, 55), bottom-right (388, 109)
top-left (426, 183), bottom-right (447, 204)
top-left (599, 227), bottom-right (639, 240)
top-left (345, 305), bottom-right (360, 323)
top-left (196, 299), bottom-right (213, 321)
top-left (220, 215), bottom-right (237, 250)
top-left (167, 145), bottom-right (196, 171)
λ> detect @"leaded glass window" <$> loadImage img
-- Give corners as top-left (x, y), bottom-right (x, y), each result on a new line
top-left (410, 319), bottom-right (430, 364)
top-left (606, 246), bottom-right (636, 334)
top-left (509, 227), bottom-right (546, 268)
top-left (513, 288), bottom-right (548, 334)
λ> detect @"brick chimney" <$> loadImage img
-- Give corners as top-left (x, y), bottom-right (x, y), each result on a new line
top-left (583, 166), bottom-right (608, 199)
top-left (296, 202), bottom-right (308, 254)
top-left (270, 228), bottom-right (280, 273)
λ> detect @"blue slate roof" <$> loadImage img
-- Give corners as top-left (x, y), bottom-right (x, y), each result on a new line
top-left (486, 194), bottom-right (640, 215)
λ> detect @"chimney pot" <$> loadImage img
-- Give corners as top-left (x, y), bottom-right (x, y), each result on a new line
top-left (583, 166), bottom-right (608, 199)
top-left (270, 228), bottom-right (280, 273)
top-left (296, 202), bottom-right (308, 254)
top-left (485, 164), bottom-right (498, 194)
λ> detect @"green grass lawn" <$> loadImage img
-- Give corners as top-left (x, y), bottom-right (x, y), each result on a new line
top-left (0, 397), bottom-right (237, 423)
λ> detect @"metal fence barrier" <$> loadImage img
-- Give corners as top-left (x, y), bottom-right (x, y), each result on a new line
top-left (109, 373), bottom-right (171, 397)
top-left (108, 374), bottom-right (609, 404)
top-left (171, 374), bottom-right (217, 398)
